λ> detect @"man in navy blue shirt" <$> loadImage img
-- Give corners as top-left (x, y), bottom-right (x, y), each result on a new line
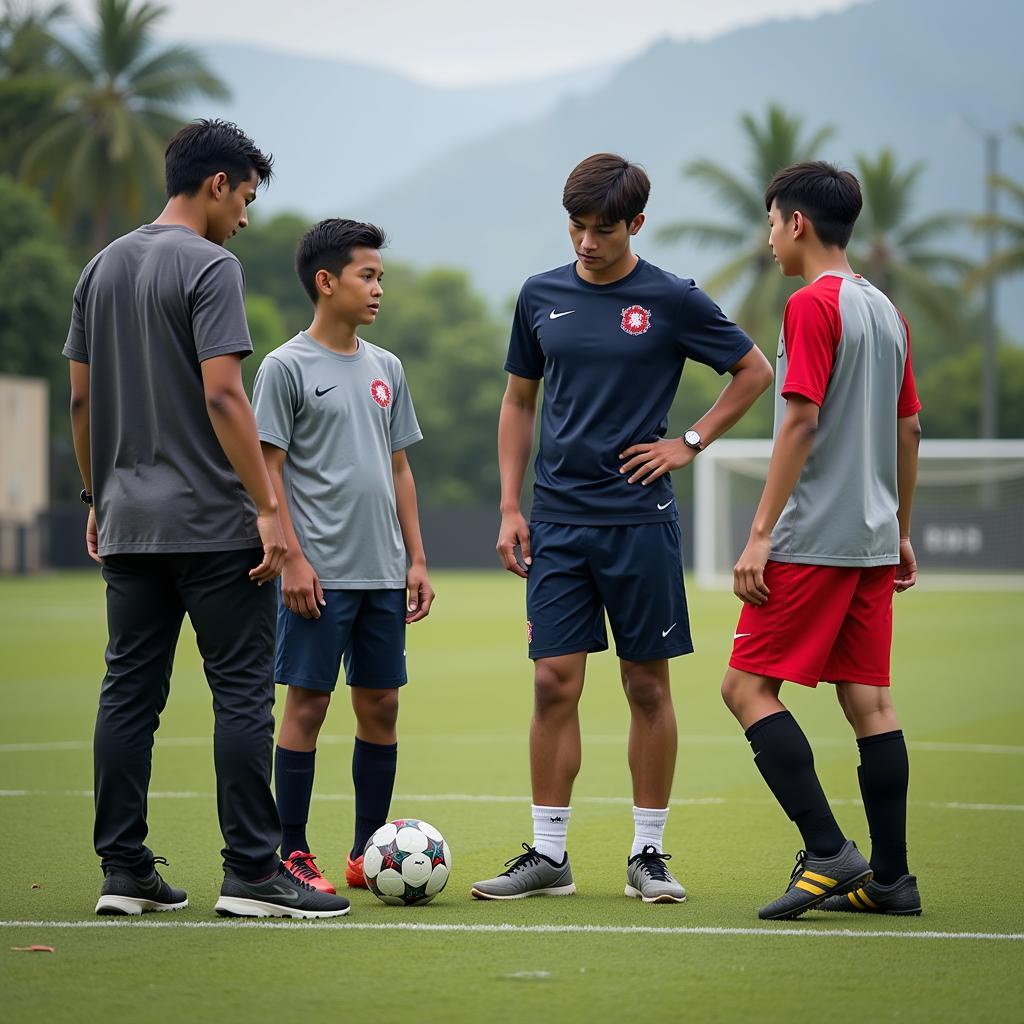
top-left (471, 153), bottom-right (774, 903)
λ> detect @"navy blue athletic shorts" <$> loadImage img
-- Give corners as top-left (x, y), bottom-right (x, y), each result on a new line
top-left (275, 587), bottom-right (408, 692)
top-left (525, 521), bottom-right (693, 662)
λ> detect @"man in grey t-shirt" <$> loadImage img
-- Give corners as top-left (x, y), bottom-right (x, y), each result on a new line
top-left (252, 219), bottom-right (434, 895)
top-left (65, 119), bottom-right (347, 919)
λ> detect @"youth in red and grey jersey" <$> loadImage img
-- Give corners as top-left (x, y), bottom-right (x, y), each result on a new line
top-left (770, 271), bottom-right (921, 567)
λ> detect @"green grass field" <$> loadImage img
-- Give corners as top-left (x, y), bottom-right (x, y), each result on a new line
top-left (2, 570), bottom-right (1022, 1022)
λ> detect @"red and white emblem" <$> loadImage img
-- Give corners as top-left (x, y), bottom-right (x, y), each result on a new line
top-left (526, 620), bottom-right (534, 644)
top-left (370, 378), bottom-right (392, 408)
top-left (620, 304), bottom-right (652, 336)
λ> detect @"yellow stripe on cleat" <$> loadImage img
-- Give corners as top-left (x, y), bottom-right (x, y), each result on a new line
top-left (858, 889), bottom-right (878, 909)
top-left (795, 879), bottom-right (826, 896)
top-left (803, 871), bottom-right (838, 887)
top-left (848, 891), bottom-right (865, 908)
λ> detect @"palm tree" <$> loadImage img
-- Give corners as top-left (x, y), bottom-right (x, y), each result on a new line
top-left (657, 104), bottom-right (835, 340)
top-left (849, 149), bottom-right (971, 327)
top-left (20, 0), bottom-right (228, 247)
top-left (967, 125), bottom-right (1024, 288)
top-left (1, 1), bottom-right (68, 75)
top-left (0, 2), bottom-right (68, 173)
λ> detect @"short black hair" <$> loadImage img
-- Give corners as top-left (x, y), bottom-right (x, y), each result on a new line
top-left (164, 119), bottom-right (273, 198)
top-left (563, 153), bottom-right (650, 225)
top-left (764, 160), bottom-right (862, 248)
top-left (295, 219), bottom-right (388, 304)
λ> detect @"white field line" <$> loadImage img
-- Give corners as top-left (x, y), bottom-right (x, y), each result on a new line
top-left (0, 789), bottom-right (1020, 813)
top-left (0, 920), bottom-right (1020, 942)
top-left (2, 734), bottom-right (1023, 755)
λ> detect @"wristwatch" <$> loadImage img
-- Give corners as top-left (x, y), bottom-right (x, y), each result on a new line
top-left (683, 429), bottom-right (704, 452)
top-left (80, 489), bottom-right (94, 506)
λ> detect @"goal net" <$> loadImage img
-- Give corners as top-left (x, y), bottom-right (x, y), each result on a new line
top-left (693, 439), bottom-right (1024, 589)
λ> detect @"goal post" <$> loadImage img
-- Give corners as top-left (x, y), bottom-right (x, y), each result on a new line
top-left (693, 439), bottom-right (1024, 590)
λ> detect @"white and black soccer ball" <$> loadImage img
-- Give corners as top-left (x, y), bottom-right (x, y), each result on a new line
top-left (363, 818), bottom-right (451, 906)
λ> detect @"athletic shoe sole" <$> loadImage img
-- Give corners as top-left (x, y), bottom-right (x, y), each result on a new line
top-left (213, 897), bottom-right (350, 919)
top-left (470, 883), bottom-right (576, 901)
top-left (760, 869), bottom-right (873, 921)
top-left (95, 895), bottom-right (189, 916)
top-left (624, 884), bottom-right (686, 904)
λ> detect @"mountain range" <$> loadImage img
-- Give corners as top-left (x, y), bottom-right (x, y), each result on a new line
top-left (196, 0), bottom-right (1024, 320)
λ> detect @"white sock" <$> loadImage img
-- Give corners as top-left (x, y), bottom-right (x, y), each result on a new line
top-left (631, 806), bottom-right (669, 858)
top-left (532, 804), bottom-right (571, 862)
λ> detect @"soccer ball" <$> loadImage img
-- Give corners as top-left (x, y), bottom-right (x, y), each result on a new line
top-left (363, 818), bottom-right (451, 906)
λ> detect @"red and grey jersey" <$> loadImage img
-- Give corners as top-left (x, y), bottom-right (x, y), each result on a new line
top-left (770, 271), bottom-right (922, 567)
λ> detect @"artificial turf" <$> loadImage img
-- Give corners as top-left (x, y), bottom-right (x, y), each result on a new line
top-left (2, 571), bottom-right (1022, 1022)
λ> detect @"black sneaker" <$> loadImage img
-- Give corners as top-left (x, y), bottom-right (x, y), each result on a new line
top-left (214, 864), bottom-right (350, 918)
top-left (758, 840), bottom-right (872, 920)
top-left (820, 874), bottom-right (922, 916)
top-left (95, 857), bottom-right (188, 916)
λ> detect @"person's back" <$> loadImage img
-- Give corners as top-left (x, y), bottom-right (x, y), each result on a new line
top-left (771, 271), bottom-right (917, 567)
top-left (722, 160), bottom-right (924, 923)
top-left (70, 225), bottom-right (255, 553)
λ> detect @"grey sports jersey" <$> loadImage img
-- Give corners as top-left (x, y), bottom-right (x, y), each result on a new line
top-left (63, 224), bottom-right (259, 556)
top-left (253, 332), bottom-right (422, 588)
top-left (770, 272), bottom-right (921, 567)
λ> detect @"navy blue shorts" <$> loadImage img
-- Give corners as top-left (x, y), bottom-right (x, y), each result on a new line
top-left (526, 521), bottom-right (693, 662)
top-left (275, 587), bottom-right (408, 692)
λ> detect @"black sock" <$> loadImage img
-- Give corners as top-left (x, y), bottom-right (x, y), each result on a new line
top-left (275, 745), bottom-right (315, 858)
top-left (352, 736), bottom-right (398, 859)
top-left (745, 710), bottom-right (846, 858)
top-left (857, 730), bottom-right (910, 885)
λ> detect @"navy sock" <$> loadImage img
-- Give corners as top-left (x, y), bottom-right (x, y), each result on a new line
top-left (857, 730), bottom-right (910, 885)
top-left (351, 737), bottom-right (398, 859)
top-left (275, 745), bottom-right (315, 858)
top-left (745, 710), bottom-right (846, 858)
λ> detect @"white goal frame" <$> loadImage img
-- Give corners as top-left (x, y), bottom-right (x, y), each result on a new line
top-left (693, 439), bottom-right (1024, 590)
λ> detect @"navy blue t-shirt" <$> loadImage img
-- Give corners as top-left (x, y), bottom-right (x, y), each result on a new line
top-left (505, 258), bottom-right (753, 525)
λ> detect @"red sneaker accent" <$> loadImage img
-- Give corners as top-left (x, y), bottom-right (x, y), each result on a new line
top-left (283, 851), bottom-right (336, 895)
top-left (345, 853), bottom-right (367, 889)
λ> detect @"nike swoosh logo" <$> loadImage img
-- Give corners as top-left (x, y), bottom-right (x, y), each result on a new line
top-left (315, 385), bottom-right (337, 397)
top-left (549, 309), bottom-right (575, 319)
top-left (776, 350), bottom-right (784, 359)
top-left (662, 624), bottom-right (677, 637)
top-left (269, 885), bottom-right (301, 902)
top-left (734, 632), bottom-right (752, 640)
top-left (657, 499), bottom-right (675, 510)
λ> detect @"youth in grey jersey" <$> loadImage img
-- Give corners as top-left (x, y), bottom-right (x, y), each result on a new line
top-left (253, 332), bottom-right (422, 587)
top-left (770, 272), bottom-right (921, 567)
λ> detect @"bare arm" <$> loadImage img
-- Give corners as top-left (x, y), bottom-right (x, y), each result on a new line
top-left (69, 360), bottom-right (100, 564)
top-left (496, 374), bottom-right (541, 578)
top-left (393, 448), bottom-right (434, 623)
top-left (894, 413), bottom-right (922, 592)
top-left (619, 346), bottom-right (774, 484)
top-left (733, 394), bottom-right (821, 605)
top-left (201, 354), bottom-right (286, 583)
top-left (263, 442), bottom-right (323, 618)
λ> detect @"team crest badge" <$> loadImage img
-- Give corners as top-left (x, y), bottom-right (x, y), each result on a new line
top-left (370, 379), bottom-right (392, 408)
top-left (620, 304), bottom-right (652, 335)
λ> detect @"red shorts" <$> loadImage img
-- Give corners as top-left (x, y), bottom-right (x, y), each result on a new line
top-left (729, 560), bottom-right (897, 688)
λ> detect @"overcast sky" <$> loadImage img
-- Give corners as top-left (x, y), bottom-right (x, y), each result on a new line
top-left (64, 0), bottom-right (866, 84)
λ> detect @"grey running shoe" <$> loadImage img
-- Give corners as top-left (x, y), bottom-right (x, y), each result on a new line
top-left (214, 864), bottom-right (350, 918)
top-left (95, 857), bottom-right (188, 916)
top-left (759, 840), bottom-right (872, 921)
top-left (625, 846), bottom-right (686, 904)
top-left (820, 874), bottom-right (922, 916)
top-left (470, 844), bottom-right (575, 900)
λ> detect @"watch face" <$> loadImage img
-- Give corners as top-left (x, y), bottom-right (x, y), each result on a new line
top-left (684, 430), bottom-right (701, 447)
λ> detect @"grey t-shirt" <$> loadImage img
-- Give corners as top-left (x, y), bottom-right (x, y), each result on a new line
top-left (252, 332), bottom-right (422, 589)
top-left (63, 224), bottom-right (259, 556)
top-left (770, 272), bottom-right (921, 567)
